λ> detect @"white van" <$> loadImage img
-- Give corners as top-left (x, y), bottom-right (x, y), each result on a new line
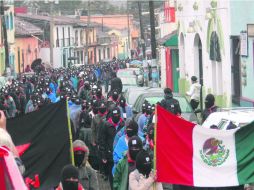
top-left (202, 108), bottom-right (254, 130)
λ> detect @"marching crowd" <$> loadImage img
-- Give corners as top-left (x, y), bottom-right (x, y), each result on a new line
top-left (0, 58), bottom-right (253, 190)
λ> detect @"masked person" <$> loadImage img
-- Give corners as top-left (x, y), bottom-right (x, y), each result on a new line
top-left (73, 140), bottom-right (99, 190)
top-left (160, 88), bottom-right (181, 116)
top-left (202, 94), bottom-right (218, 123)
top-left (3, 92), bottom-right (17, 118)
top-left (78, 81), bottom-right (91, 101)
top-left (129, 150), bottom-right (163, 190)
top-left (113, 136), bottom-right (143, 190)
top-left (138, 102), bottom-right (152, 137)
top-left (91, 100), bottom-right (108, 172)
top-left (93, 87), bottom-right (104, 101)
top-left (118, 96), bottom-right (133, 120)
top-left (109, 72), bottom-right (123, 95)
top-left (56, 164), bottom-right (84, 190)
top-left (144, 123), bottom-right (154, 159)
top-left (186, 76), bottom-right (201, 110)
top-left (108, 90), bottom-right (120, 107)
top-left (113, 120), bottom-right (143, 174)
top-left (98, 107), bottom-right (125, 190)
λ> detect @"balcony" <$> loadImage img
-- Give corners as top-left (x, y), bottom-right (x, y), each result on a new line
top-left (56, 37), bottom-right (74, 48)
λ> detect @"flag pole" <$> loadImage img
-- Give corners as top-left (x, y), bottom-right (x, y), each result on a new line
top-left (153, 105), bottom-right (158, 190)
top-left (66, 99), bottom-right (74, 165)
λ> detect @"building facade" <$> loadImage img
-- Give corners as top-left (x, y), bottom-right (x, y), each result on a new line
top-left (14, 17), bottom-right (43, 73)
top-left (177, 0), bottom-right (232, 107)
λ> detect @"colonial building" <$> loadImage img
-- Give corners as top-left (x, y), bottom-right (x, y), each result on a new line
top-left (16, 13), bottom-right (97, 68)
top-left (14, 17), bottom-right (43, 73)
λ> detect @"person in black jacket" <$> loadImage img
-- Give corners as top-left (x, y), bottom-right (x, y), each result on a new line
top-left (160, 88), bottom-right (181, 115)
top-left (98, 107), bottom-right (125, 190)
top-left (109, 72), bottom-right (122, 95)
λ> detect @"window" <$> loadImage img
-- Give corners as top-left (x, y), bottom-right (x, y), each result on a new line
top-left (10, 12), bottom-right (13, 30)
top-left (68, 27), bottom-right (71, 46)
top-left (98, 49), bottom-right (101, 61)
top-left (56, 27), bottom-right (59, 47)
top-left (80, 30), bottom-right (83, 46)
top-left (107, 48), bottom-right (110, 59)
top-left (103, 48), bottom-right (106, 59)
top-left (62, 27), bottom-right (65, 47)
top-left (35, 48), bottom-right (38, 59)
top-left (75, 30), bottom-right (78, 45)
top-left (5, 15), bottom-right (9, 29)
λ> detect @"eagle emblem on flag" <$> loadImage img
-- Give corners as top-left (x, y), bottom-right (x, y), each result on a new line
top-left (200, 138), bottom-right (229, 167)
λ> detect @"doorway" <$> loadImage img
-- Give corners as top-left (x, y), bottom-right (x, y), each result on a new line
top-left (231, 37), bottom-right (241, 105)
top-left (194, 34), bottom-right (203, 110)
top-left (171, 49), bottom-right (179, 92)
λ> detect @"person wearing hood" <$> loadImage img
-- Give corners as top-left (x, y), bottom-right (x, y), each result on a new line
top-left (108, 90), bottom-right (120, 107)
top-left (118, 96), bottom-right (133, 120)
top-left (129, 150), bottom-right (163, 190)
top-left (110, 72), bottom-right (123, 95)
top-left (98, 106), bottom-right (125, 190)
top-left (91, 100), bottom-right (108, 172)
top-left (78, 81), bottom-right (91, 102)
top-left (202, 94), bottom-right (218, 123)
top-left (160, 88), bottom-right (181, 115)
top-left (113, 136), bottom-right (143, 190)
top-left (72, 140), bottom-right (99, 190)
top-left (186, 76), bottom-right (201, 110)
top-left (56, 164), bottom-right (84, 190)
top-left (113, 120), bottom-right (143, 175)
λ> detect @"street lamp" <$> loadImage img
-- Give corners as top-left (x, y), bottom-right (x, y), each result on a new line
top-left (44, 0), bottom-right (58, 68)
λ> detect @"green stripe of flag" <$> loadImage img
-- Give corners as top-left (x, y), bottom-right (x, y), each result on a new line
top-left (235, 121), bottom-right (254, 184)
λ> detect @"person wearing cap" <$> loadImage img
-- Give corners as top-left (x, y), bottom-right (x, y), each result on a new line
top-left (113, 120), bottom-right (143, 175)
top-left (129, 150), bottom-right (163, 190)
top-left (118, 96), bottom-right (133, 120)
top-left (113, 136), bottom-right (143, 190)
top-left (93, 87), bottom-right (104, 101)
top-left (186, 76), bottom-right (201, 110)
top-left (160, 88), bottom-right (181, 116)
top-left (56, 164), bottom-right (84, 190)
top-left (72, 140), bottom-right (99, 190)
top-left (98, 106), bottom-right (125, 189)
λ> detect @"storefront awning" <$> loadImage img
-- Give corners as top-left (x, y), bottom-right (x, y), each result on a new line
top-left (158, 30), bottom-right (178, 47)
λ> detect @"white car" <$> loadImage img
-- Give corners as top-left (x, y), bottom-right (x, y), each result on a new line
top-left (202, 108), bottom-right (254, 130)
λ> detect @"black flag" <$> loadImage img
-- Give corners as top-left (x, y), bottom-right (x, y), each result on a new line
top-left (7, 101), bottom-right (71, 190)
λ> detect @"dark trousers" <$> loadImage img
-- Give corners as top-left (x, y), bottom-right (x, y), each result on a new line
top-left (190, 99), bottom-right (199, 110)
top-left (104, 161), bottom-right (114, 190)
top-left (104, 80), bottom-right (109, 93)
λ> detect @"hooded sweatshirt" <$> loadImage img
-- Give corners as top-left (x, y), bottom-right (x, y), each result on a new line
top-left (186, 82), bottom-right (201, 101)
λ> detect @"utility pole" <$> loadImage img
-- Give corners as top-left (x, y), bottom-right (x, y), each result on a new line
top-left (1, 0), bottom-right (10, 72)
top-left (127, 0), bottom-right (131, 58)
top-left (149, 1), bottom-right (157, 61)
top-left (85, 0), bottom-right (90, 65)
top-left (49, 2), bottom-right (54, 67)
top-left (138, 1), bottom-right (146, 60)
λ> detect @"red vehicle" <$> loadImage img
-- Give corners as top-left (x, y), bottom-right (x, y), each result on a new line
top-left (0, 146), bottom-right (27, 190)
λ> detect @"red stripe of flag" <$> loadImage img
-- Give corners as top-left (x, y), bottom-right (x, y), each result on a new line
top-left (156, 105), bottom-right (196, 186)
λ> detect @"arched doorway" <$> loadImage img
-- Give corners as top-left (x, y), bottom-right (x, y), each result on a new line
top-left (179, 33), bottom-right (185, 78)
top-left (194, 34), bottom-right (203, 110)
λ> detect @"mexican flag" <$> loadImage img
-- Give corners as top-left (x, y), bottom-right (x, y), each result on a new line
top-left (155, 105), bottom-right (254, 187)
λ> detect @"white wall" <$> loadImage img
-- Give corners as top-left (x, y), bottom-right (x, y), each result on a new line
top-left (177, 0), bottom-right (232, 106)
top-left (40, 48), bottom-right (62, 68)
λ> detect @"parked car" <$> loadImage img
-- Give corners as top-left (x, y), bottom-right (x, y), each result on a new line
top-left (132, 88), bottom-right (198, 123)
top-left (202, 108), bottom-right (254, 129)
top-left (125, 87), bottom-right (151, 106)
top-left (117, 68), bottom-right (144, 92)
